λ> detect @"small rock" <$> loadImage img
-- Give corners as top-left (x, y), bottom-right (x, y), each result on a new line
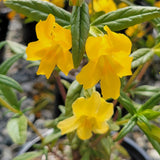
top-left (147, 149), bottom-right (160, 160)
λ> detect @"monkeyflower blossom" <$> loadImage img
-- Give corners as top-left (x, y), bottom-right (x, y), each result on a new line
top-left (26, 14), bottom-right (73, 79)
top-left (76, 26), bottom-right (132, 100)
top-left (89, 0), bottom-right (117, 14)
top-left (57, 91), bottom-right (113, 140)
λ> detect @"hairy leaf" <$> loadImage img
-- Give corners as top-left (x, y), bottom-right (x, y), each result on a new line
top-left (0, 85), bottom-right (20, 110)
top-left (116, 116), bottom-right (137, 141)
top-left (131, 48), bottom-right (154, 69)
top-left (0, 74), bottom-right (23, 92)
top-left (132, 85), bottom-right (160, 97)
top-left (71, 2), bottom-right (90, 67)
top-left (65, 80), bottom-right (83, 116)
top-left (139, 92), bottom-right (160, 112)
top-left (140, 109), bottom-right (160, 120)
top-left (91, 6), bottom-right (160, 31)
top-left (118, 95), bottom-right (137, 115)
top-left (4, 0), bottom-right (71, 26)
top-left (0, 53), bottom-right (23, 75)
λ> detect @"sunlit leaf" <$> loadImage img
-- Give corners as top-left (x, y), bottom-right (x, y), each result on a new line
top-left (7, 115), bottom-right (27, 144)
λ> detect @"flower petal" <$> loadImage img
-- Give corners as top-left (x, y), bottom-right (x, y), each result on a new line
top-left (26, 40), bottom-right (50, 60)
top-left (93, 0), bottom-right (117, 13)
top-left (93, 121), bottom-right (109, 134)
top-left (36, 47), bottom-right (58, 79)
top-left (77, 118), bottom-right (93, 140)
top-left (104, 26), bottom-right (132, 55)
top-left (53, 23), bottom-right (72, 50)
top-left (96, 98), bottom-right (113, 121)
top-left (100, 70), bottom-right (120, 99)
top-left (72, 92), bottom-right (101, 117)
top-left (86, 36), bottom-right (106, 60)
top-left (76, 61), bottom-right (101, 89)
top-left (36, 14), bottom-right (55, 42)
top-left (57, 116), bottom-right (79, 135)
top-left (113, 54), bottom-right (133, 77)
top-left (57, 51), bottom-right (73, 75)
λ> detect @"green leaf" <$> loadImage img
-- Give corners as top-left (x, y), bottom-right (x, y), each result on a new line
top-left (65, 80), bottom-right (83, 116)
top-left (0, 74), bottom-right (23, 92)
top-left (100, 137), bottom-right (112, 159)
top-left (81, 151), bottom-right (91, 160)
top-left (139, 92), bottom-right (160, 112)
top-left (6, 40), bottom-right (26, 55)
top-left (91, 6), bottom-right (160, 31)
top-left (137, 114), bottom-right (151, 129)
top-left (89, 26), bottom-right (104, 37)
top-left (42, 131), bottom-right (61, 145)
top-left (4, 0), bottom-right (71, 26)
top-left (0, 53), bottom-right (23, 75)
top-left (132, 85), bottom-right (160, 97)
top-left (71, 2), bottom-right (90, 68)
top-left (7, 115), bottom-right (27, 144)
top-left (131, 48), bottom-right (154, 69)
top-left (13, 151), bottom-right (43, 160)
top-left (138, 122), bottom-right (160, 154)
top-left (0, 41), bottom-right (7, 50)
top-left (118, 95), bottom-right (137, 115)
top-left (115, 116), bottom-right (137, 141)
top-left (0, 85), bottom-right (20, 110)
top-left (138, 122), bottom-right (160, 144)
top-left (140, 109), bottom-right (160, 120)
top-left (146, 136), bottom-right (160, 155)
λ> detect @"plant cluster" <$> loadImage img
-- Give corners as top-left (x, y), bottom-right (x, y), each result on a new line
top-left (1, 0), bottom-right (160, 159)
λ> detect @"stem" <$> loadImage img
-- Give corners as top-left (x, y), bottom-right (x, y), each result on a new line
top-left (91, 0), bottom-right (94, 14)
top-left (91, 134), bottom-right (106, 147)
top-left (0, 96), bottom-right (44, 141)
top-left (27, 118), bottom-right (44, 141)
top-left (54, 72), bottom-right (66, 102)
top-left (115, 119), bottom-right (129, 125)
top-left (136, 60), bottom-right (152, 83)
top-left (0, 96), bottom-right (20, 114)
top-left (124, 64), bottom-right (143, 91)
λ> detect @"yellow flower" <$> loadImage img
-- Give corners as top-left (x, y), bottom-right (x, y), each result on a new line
top-left (89, 0), bottom-right (117, 14)
top-left (117, 2), bottom-right (128, 8)
top-left (76, 26), bottom-right (132, 100)
top-left (26, 14), bottom-right (73, 79)
top-left (70, 0), bottom-right (78, 5)
top-left (42, 0), bottom-right (65, 8)
top-left (125, 24), bottom-right (145, 38)
top-left (155, 1), bottom-right (160, 7)
top-left (57, 91), bottom-right (113, 140)
top-left (7, 11), bottom-right (25, 20)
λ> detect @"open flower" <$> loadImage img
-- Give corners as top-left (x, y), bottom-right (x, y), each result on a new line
top-left (89, 0), bottom-right (117, 14)
top-left (57, 91), bottom-right (113, 140)
top-left (26, 14), bottom-right (73, 79)
top-left (76, 26), bottom-right (132, 99)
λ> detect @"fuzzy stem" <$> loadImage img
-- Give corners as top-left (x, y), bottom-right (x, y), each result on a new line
top-left (0, 96), bottom-right (20, 114)
top-left (27, 118), bottom-right (44, 141)
top-left (54, 72), bottom-right (66, 102)
top-left (124, 64), bottom-right (143, 91)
